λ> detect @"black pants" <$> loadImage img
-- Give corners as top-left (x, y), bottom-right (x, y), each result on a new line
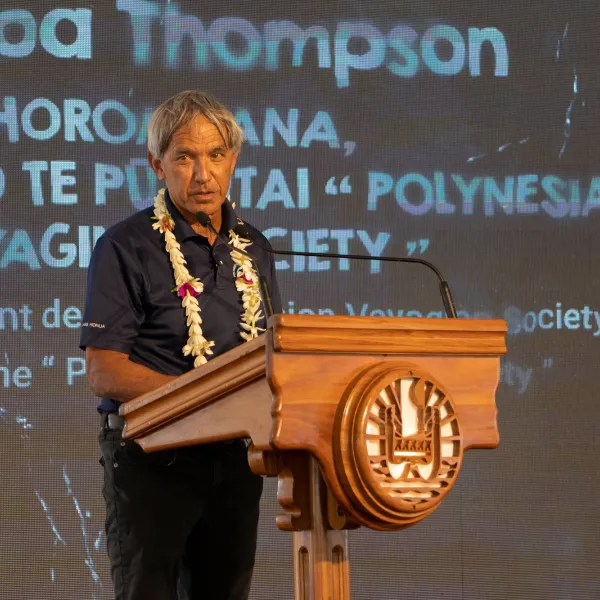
top-left (99, 428), bottom-right (263, 600)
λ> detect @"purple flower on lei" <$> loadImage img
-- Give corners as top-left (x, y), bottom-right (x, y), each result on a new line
top-left (177, 282), bottom-right (199, 298)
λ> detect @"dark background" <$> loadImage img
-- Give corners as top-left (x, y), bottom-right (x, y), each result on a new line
top-left (0, 1), bottom-right (598, 598)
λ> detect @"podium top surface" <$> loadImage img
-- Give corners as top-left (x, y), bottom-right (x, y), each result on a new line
top-left (120, 314), bottom-right (507, 432)
top-left (269, 314), bottom-right (507, 355)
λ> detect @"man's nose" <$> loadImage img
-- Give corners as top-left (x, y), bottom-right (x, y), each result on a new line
top-left (194, 159), bottom-right (211, 183)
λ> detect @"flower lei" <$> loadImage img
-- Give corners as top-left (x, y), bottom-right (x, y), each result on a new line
top-left (152, 188), bottom-right (264, 367)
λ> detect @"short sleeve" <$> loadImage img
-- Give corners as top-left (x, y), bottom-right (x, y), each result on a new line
top-left (79, 234), bottom-right (145, 355)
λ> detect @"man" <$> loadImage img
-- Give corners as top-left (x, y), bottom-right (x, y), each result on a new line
top-left (80, 90), bottom-right (281, 600)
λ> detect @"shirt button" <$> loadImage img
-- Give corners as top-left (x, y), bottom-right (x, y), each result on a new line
top-left (219, 260), bottom-right (224, 265)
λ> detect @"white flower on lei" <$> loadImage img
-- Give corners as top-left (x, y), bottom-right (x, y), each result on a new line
top-left (153, 189), bottom-right (264, 367)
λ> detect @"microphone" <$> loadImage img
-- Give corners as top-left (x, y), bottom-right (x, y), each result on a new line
top-left (195, 211), bottom-right (275, 319)
top-left (264, 246), bottom-right (458, 319)
top-left (197, 211), bottom-right (458, 319)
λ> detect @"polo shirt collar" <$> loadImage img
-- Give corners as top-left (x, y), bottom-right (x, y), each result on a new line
top-left (164, 188), bottom-right (239, 241)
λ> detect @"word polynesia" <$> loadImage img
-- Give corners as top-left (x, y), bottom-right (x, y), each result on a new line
top-left (368, 172), bottom-right (600, 217)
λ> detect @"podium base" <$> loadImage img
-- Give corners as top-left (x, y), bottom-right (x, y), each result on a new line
top-left (292, 457), bottom-right (351, 600)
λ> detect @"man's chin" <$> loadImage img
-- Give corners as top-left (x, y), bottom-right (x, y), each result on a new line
top-left (188, 196), bottom-right (224, 217)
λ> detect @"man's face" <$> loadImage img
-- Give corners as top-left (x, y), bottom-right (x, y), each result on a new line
top-left (148, 115), bottom-right (238, 224)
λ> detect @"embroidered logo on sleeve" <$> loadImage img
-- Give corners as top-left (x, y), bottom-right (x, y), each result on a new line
top-left (81, 322), bottom-right (106, 328)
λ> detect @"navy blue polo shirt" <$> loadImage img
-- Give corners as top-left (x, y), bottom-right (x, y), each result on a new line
top-left (80, 190), bottom-right (281, 413)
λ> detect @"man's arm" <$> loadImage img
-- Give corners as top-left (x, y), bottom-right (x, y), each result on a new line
top-left (86, 347), bottom-right (177, 403)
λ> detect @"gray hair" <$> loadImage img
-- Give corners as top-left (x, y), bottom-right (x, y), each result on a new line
top-left (147, 90), bottom-right (244, 158)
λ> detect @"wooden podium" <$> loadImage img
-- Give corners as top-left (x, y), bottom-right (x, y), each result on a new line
top-left (120, 314), bottom-right (507, 599)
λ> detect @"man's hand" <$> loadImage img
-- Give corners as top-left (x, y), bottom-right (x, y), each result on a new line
top-left (86, 347), bottom-right (177, 402)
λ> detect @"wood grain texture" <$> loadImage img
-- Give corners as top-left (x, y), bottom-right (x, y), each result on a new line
top-left (270, 314), bottom-right (507, 355)
top-left (132, 378), bottom-right (274, 452)
top-left (291, 456), bottom-right (351, 600)
top-left (268, 353), bottom-right (501, 530)
top-left (335, 364), bottom-right (463, 528)
top-left (120, 335), bottom-right (269, 447)
top-left (119, 315), bottom-right (505, 532)
top-left (117, 314), bottom-right (506, 597)
top-left (247, 446), bottom-right (280, 477)
top-left (276, 451), bottom-right (312, 531)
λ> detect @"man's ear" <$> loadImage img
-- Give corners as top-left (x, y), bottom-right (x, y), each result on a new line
top-left (148, 151), bottom-right (166, 180)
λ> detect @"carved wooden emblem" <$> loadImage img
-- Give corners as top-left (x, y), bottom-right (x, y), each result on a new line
top-left (335, 364), bottom-right (464, 529)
